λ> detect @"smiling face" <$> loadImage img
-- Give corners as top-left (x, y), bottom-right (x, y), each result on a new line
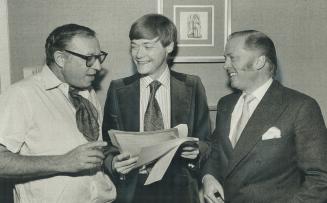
top-left (61, 35), bottom-right (102, 88)
top-left (130, 37), bottom-right (173, 80)
top-left (224, 36), bottom-right (261, 92)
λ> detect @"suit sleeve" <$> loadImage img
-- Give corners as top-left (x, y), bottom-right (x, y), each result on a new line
top-left (201, 98), bottom-right (225, 183)
top-left (290, 98), bottom-right (327, 202)
top-left (102, 81), bottom-right (121, 179)
top-left (192, 76), bottom-right (211, 168)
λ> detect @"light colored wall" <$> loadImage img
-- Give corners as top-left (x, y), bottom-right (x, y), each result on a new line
top-left (231, 0), bottom-right (327, 121)
top-left (0, 0), bottom-right (11, 93)
top-left (7, 0), bottom-right (157, 106)
top-left (7, 0), bottom-right (327, 123)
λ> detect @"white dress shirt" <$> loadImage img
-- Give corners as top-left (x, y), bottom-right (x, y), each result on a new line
top-left (229, 78), bottom-right (273, 143)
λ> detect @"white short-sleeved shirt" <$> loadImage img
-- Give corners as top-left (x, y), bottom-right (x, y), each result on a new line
top-left (0, 65), bottom-right (116, 203)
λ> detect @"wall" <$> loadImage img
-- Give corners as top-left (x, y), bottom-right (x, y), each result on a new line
top-left (7, 0), bottom-right (327, 123)
top-left (7, 0), bottom-right (156, 106)
top-left (0, 0), bottom-right (11, 93)
top-left (230, 0), bottom-right (327, 121)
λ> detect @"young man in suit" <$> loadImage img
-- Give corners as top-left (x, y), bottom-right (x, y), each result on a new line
top-left (102, 14), bottom-right (211, 203)
top-left (202, 30), bottom-right (327, 203)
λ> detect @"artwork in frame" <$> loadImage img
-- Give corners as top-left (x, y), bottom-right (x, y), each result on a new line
top-left (176, 5), bottom-right (214, 47)
top-left (158, 0), bottom-right (231, 63)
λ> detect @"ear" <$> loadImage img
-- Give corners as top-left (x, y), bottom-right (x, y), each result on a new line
top-left (165, 42), bottom-right (174, 54)
top-left (54, 51), bottom-right (66, 68)
top-left (254, 55), bottom-right (266, 70)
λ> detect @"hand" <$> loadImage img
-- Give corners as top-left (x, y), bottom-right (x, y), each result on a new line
top-left (59, 141), bottom-right (107, 173)
top-left (112, 153), bottom-right (138, 175)
top-left (181, 146), bottom-right (199, 159)
top-left (180, 137), bottom-right (199, 160)
top-left (203, 174), bottom-right (225, 203)
top-left (213, 197), bottom-right (224, 203)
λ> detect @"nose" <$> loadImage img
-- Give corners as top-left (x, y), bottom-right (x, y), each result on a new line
top-left (90, 59), bottom-right (102, 71)
top-left (223, 58), bottom-right (231, 70)
top-left (136, 46), bottom-right (145, 58)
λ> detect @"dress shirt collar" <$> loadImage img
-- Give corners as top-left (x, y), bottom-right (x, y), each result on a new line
top-left (140, 66), bottom-right (170, 89)
top-left (40, 64), bottom-right (89, 98)
top-left (40, 65), bottom-right (63, 90)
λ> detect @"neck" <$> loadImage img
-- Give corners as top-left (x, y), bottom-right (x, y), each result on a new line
top-left (49, 63), bottom-right (66, 83)
top-left (245, 75), bottom-right (272, 94)
top-left (149, 64), bottom-right (168, 80)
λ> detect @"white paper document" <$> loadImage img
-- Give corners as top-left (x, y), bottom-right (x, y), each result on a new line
top-left (108, 124), bottom-right (198, 185)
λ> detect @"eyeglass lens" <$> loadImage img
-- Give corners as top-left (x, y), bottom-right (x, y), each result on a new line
top-left (86, 53), bottom-right (107, 67)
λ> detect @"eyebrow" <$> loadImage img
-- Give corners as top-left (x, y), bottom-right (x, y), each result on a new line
top-left (143, 41), bottom-right (156, 45)
top-left (131, 41), bottom-right (155, 45)
top-left (131, 38), bottom-right (160, 45)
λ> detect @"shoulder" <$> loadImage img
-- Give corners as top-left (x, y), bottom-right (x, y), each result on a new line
top-left (219, 91), bottom-right (240, 104)
top-left (108, 74), bottom-right (140, 92)
top-left (214, 91), bottom-right (241, 112)
top-left (170, 70), bottom-right (202, 85)
top-left (0, 77), bottom-right (42, 116)
top-left (282, 86), bottom-right (313, 101)
top-left (277, 82), bottom-right (318, 107)
top-left (109, 74), bottom-right (139, 89)
top-left (3, 76), bottom-right (42, 98)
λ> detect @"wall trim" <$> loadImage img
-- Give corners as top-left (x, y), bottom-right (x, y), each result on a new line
top-left (0, 0), bottom-right (11, 93)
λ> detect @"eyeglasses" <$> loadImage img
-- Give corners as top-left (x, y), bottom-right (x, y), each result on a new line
top-left (64, 49), bottom-right (108, 67)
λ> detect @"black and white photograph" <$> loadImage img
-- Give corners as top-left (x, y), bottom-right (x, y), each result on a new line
top-left (1, 0), bottom-right (327, 203)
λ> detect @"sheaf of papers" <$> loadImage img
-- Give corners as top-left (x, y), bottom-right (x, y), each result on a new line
top-left (108, 124), bottom-right (198, 185)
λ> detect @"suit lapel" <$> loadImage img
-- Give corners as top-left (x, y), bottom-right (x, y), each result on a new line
top-left (116, 75), bottom-right (140, 131)
top-left (226, 81), bottom-right (288, 178)
top-left (218, 93), bottom-right (240, 160)
top-left (170, 72), bottom-right (192, 131)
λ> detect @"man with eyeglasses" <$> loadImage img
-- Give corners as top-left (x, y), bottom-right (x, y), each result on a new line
top-left (0, 24), bottom-right (116, 202)
top-left (102, 14), bottom-right (210, 203)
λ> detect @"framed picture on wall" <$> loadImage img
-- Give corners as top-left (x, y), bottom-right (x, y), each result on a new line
top-left (176, 5), bottom-right (214, 47)
top-left (158, 0), bottom-right (231, 63)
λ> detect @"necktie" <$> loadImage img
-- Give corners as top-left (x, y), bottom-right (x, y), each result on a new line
top-left (144, 80), bottom-right (164, 131)
top-left (231, 94), bottom-right (255, 148)
top-left (139, 81), bottom-right (164, 176)
top-left (69, 87), bottom-right (99, 142)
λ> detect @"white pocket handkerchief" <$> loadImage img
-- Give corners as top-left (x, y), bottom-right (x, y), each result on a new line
top-left (261, 127), bottom-right (281, 140)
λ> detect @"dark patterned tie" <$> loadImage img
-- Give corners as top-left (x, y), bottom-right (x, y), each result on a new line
top-left (144, 80), bottom-right (164, 131)
top-left (69, 87), bottom-right (99, 141)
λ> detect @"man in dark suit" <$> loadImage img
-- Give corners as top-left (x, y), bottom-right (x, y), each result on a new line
top-left (102, 14), bottom-right (211, 203)
top-left (202, 30), bottom-right (327, 203)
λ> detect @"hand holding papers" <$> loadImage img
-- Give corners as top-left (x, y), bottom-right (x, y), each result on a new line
top-left (112, 153), bottom-right (138, 176)
top-left (180, 141), bottom-right (200, 160)
top-left (108, 124), bottom-right (198, 185)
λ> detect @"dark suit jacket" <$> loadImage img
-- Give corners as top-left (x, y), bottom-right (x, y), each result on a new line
top-left (203, 80), bottom-right (327, 203)
top-left (102, 71), bottom-right (211, 203)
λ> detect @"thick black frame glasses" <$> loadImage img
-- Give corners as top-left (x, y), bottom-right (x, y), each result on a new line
top-left (64, 49), bottom-right (108, 67)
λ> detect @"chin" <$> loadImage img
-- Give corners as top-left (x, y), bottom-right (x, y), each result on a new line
top-left (77, 81), bottom-right (92, 89)
top-left (230, 81), bottom-right (241, 90)
top-left (137, 66), bottom-right (151, 75)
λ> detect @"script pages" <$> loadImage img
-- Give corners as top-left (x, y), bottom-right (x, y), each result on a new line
top-left (108, 124), bottom-right (198, 185)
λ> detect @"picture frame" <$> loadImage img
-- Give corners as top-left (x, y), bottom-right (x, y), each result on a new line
top-left (158, 0), bottom-right (231, 63)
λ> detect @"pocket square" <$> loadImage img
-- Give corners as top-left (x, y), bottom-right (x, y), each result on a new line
top-left (261, 127), bottom-right (281, 140)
